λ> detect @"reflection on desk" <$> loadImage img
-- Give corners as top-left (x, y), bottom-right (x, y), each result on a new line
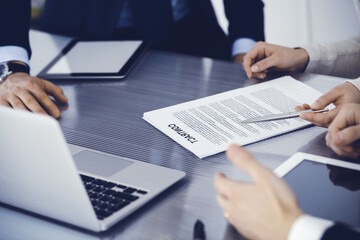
top-left (0, 30), bottom-right (348, 239)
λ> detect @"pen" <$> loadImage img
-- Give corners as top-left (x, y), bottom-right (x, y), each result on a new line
top-left (240, 108), bottom-right (329, 123)
top-left (193, 220), bottom-right (206, 240)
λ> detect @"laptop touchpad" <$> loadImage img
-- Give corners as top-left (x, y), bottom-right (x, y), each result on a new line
top-left (73, 150), bottom-right (134, 178)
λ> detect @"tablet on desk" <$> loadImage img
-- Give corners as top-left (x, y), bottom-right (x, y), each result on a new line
top-left (38, 40), bottom-right (149, 81)
top-left (275, 153), bottom-right (360, 227)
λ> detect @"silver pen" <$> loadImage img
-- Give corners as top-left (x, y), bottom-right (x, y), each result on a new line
top-left (241, 108), bottom-right (329, 123)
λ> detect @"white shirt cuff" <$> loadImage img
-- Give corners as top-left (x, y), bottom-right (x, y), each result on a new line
top-left (0, 46), bottom-right (30, 66)
top-left (232, 38), bottom-right (256, 57)
top-left (288, 215), bottom-right (334, 240)
top-left (346, 77), bottom-right (360, 92)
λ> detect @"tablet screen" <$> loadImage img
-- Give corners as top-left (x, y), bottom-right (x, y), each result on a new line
top-left (47, 41), bottom-right (142, 74)
top-left (283, 160), bottom-right (360, 226)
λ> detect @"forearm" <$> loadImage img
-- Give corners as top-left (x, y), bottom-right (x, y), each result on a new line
top-left (303, 36), bottom-right (360, 79)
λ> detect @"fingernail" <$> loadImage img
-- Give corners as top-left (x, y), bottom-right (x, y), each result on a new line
top-left (300, 113), bottom-right (307, 120)
top-left (52, 109), bottom-right (60, 117)
top-left (310, 101), bottom-right (321, 109)
top-left (251, 65), bottom-right (259, 73)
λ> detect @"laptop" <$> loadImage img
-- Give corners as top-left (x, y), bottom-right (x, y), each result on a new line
top-left (0, 107), bottom-right (185, 232)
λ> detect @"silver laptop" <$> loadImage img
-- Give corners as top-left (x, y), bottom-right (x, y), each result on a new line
top-left (0, 107), bottom-right (185, 232)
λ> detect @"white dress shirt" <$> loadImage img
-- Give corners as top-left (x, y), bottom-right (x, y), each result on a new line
top-left (288, 215), bottom-right (334, 240)
top-left (289, 2), bottom-right (360, 239)
top-left (0, 46), bottom-right (29, 65)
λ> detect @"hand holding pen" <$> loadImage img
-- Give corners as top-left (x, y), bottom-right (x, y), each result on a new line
top-left (296, 82), bottom-right (360, 128)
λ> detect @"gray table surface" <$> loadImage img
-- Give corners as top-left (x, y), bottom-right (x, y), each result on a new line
top-left (0, 48), bottom-right (346, 240)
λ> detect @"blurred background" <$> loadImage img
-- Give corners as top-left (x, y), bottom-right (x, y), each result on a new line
top-left (31, 0), bottom-right (360, 48)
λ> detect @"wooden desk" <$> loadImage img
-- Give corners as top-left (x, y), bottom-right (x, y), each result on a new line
top-left (0, 31), bottom-right (345, 240)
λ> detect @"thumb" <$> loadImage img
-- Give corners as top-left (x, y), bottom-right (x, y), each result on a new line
top-left (311, 91), bottom-right (338, 110)
top-left (226, 144), bottom-right (266, 182)
top-left (250, 56), bottom-right (277, 73)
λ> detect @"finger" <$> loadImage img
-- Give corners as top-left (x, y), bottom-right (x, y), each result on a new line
top-left (216, 194), bottom-right (230, 211)
top-left (31, 89), bottom-right (61, 118)
top-left (295, 103), bottom-right (310, 111)
top-left (243, 45), bottom-right (266, 79)
top-left (326, 131), bottom-right (355, 156)
top-left (251, 72), bottom-right (267, 80)
top-left (300, 109), bottom-right (338, 127)
top-left (249, 56), bottom-right (278, 74)
top-left (0, 99), bottom-right (11, 107)
top-left (295, 106), bottom-right (303, 111)
top-left (332, 125), bottom-right (360, 146)
top-left (302, 103), bottom-right (311, 109)
top-left (327, 142), bottom-right (356, 158)
top-left (42, 80), bottom-right (68, 103)
top-left (310, 91), bottom-right (339, 110)
top-left (8, 96), bottom-right (27, 111)
top-left (328, 106), bottom-right (356, 133)
top-left (16, 89), bottom-right (47, 115)
top-left (252, 73), bottom-right (267, 80)
top-left (214, 172), bottom-right (243, 198)
top-left (226, 144), bottom-right (266, 182)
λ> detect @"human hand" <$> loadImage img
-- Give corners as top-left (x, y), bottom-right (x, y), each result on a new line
top-left (242, 42), bottom-right (309, 79)
top-left (214, 144), bottom-right (303, 240)
top-left (297, 82), bottom-right (360, 127)
top-left (233, 53), bottom-right (246, 65)
top-left (0, 73), bottom-right (68, 118)
top-left (325, 103), bottom-right (360, 159)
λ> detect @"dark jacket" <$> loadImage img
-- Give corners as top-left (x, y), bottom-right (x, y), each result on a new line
top-left (1, 0), bottom-right (31, 58)
top-left (41, 0), bottom-right (264, 44)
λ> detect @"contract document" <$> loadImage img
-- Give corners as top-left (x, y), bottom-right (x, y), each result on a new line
top-left (143, 76), bottom-right (324, 158)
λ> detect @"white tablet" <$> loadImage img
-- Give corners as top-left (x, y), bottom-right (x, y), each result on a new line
top-left (275, 152), bottom-right (360, 226)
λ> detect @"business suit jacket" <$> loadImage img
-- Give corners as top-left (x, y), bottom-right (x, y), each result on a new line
top-left (0, 0), bottom-right (31, 58)
top-left (41, 0), bottom-right (264, 45)
top-left (321, 223), bottom-right (360, 240)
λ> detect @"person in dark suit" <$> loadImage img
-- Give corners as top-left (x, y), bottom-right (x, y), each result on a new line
top-left (0, 0), bottom-right (67, 118)
top-left (41, 0), bottom-right (264, 61)
top-left (0, 0), bottom-right (264, 117)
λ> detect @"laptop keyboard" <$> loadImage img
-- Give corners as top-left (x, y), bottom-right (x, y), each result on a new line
top-left (80, 174), bottom-right (148, 220)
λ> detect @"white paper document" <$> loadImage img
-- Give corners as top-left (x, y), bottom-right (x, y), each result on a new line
top-left (143, 76), bottom-right (324, 158)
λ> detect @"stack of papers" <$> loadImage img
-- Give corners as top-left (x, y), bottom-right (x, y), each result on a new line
top-left (143, 76), bottom-right (324, 158)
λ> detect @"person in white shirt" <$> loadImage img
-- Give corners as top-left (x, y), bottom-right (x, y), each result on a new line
top-left (214, 119), bottom-right (360, 240)
top-left (214, 1), bottom-right (360, 239)
top-left (214, 102), bottom-right (360, 240)
top-left (0, 0), bottom-right (265, 118)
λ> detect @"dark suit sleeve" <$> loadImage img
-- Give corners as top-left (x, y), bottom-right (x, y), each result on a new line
top-left (321, 223), bottom-right (360, 240)
top-left (223, 0), bottom-right (265, 44)
top-left (0, 0), bottom-right (31, 58)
